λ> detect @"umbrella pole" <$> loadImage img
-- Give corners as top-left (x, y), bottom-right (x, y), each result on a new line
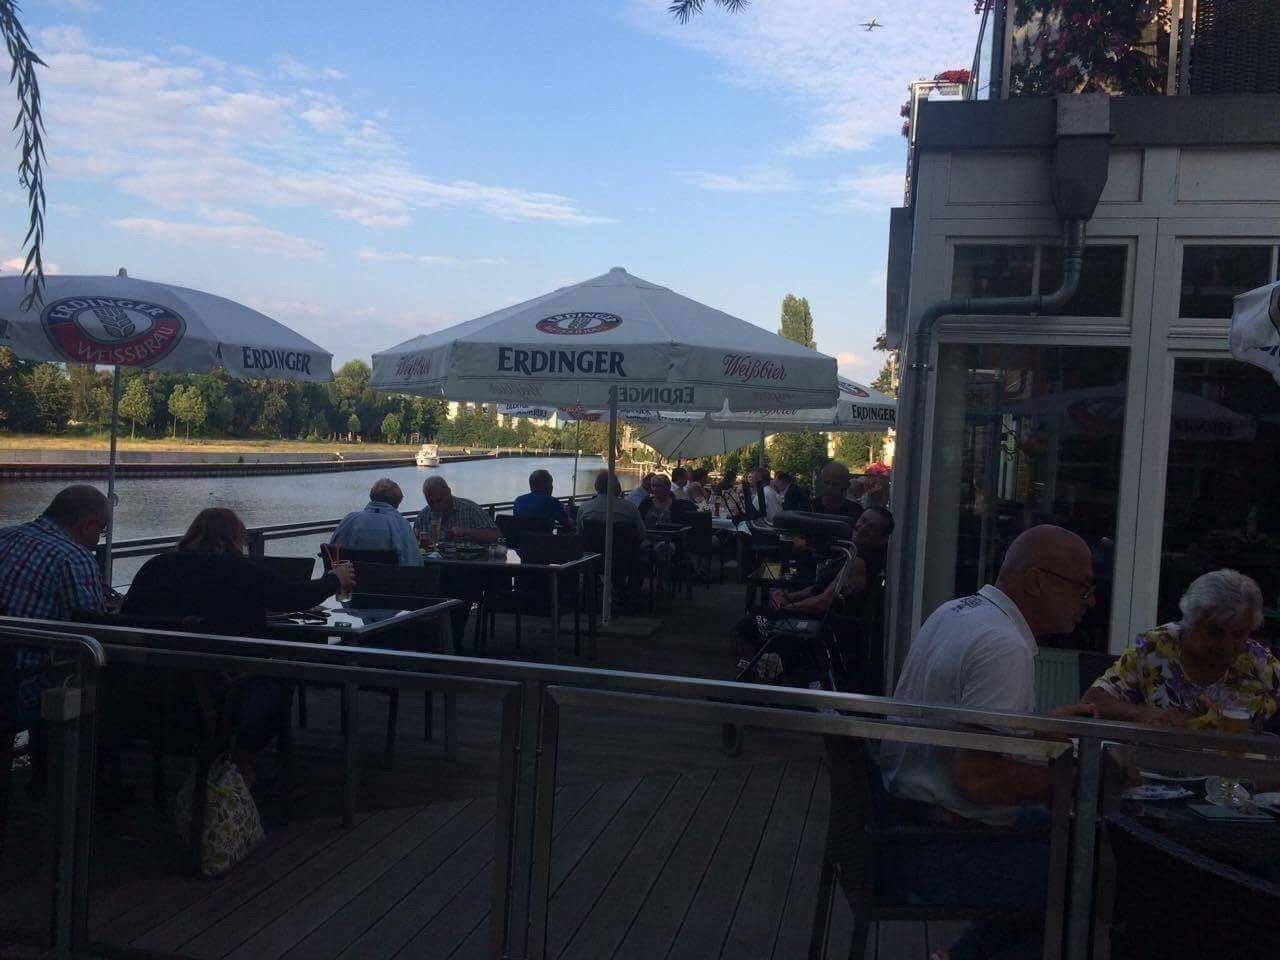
top-left (758, 425), bottom-right (766, 468)
top-left (603, 388), bottom-right (617, 625)
top-left (103, 365), bottom-right (121, 586)
top-left (571, 418), bottom-right (581, 500)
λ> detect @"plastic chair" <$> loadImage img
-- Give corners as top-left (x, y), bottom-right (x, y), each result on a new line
top-left (495, 515), bottom-right (554, 551)
top-left (581, 519), bottom-right (646, 612)
top-left (482, 533), bottom-right (587, 656)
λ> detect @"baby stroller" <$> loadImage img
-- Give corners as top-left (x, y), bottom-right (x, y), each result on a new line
top-left (723, 511), bottom-right (858, 756)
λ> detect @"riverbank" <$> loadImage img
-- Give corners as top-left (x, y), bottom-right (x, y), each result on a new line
top-left (0, 434), bottom-right (422, 456)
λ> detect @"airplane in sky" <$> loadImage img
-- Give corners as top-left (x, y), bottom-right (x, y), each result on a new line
top-left (860, 17), bottom-right (883, 30)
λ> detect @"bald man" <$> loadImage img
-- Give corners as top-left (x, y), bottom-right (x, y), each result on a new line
top-left (879, 525), bottom-right (1098, 960)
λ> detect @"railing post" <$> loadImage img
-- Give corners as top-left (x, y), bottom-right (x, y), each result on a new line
top-left (1065, 736), bottom-right (1104, 960)
top-left (246, 530), bottom-right (266, 558)
top-left (42, 679), bottom-right (97, 959)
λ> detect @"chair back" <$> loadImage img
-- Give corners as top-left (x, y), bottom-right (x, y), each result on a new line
top-left (251, 555), bottom-right (316, 584)
top-left (823, 735), bottom-right (882, 897)
top-left (354, 562), bottom-right (441, 599)
top-left (581, 519), bottom-right (641, 576)
top-left (685, 511), bottom-right (713, 553)
top-left (320, 547), bottom-right (399, 567)
top-left (518, 532), bottom-right (584, 566)
top-left (71, 609), bottom-right (207, 633)
top-left (496, 515), bottom-right (554, 550)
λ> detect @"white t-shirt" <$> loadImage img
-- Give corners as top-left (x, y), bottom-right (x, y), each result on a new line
top-left (878, 584), bottom-right (1039, 825)
top-left (762, 484), bottom-right (781, 520)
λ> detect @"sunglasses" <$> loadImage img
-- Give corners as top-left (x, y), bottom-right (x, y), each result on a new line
top-left (1035, 567), bottom-right (1096, 600)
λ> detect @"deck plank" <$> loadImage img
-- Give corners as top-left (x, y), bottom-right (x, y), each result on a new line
top-left (281, 798), bottom-right (494, 960)
top-left (559, 769), bottom-right (715, 960)
top-left (175, 805), bottom-right (420, 959)
top-left (398, 780), bottom-right (630, 959)
top-left (666, 761), bottom-right (787, 960)
top-left (610, 766), bottom-right (752, 960)
top-left (721, 759), bottom-right (821, 959)
top-left (771, 761), bottom-right (831, 960)
top-left (544, 774), bottom-right (679, 958)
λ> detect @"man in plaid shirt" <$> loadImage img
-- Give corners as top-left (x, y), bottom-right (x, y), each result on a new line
top-left (0, 485), bottom-right (109, 717)
top-left (414, 475), bottom-right (498, 646)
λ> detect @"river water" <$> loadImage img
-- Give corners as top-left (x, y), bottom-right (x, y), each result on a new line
top-left (0, 455), bottom-right (622, 588)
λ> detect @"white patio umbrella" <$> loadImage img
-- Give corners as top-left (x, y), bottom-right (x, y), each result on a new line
top-left (1229, 279), bottom-right (1280, 386)
top-left (0, 270), bottom-right (333, 581)
top-left (373, 266), bottom-right (838, 622)
top-left (632, 377), bottom-right (896, 461)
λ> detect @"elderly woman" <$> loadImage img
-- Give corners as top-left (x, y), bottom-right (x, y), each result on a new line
top-left (1081, 569), bottom-right (1279, 730)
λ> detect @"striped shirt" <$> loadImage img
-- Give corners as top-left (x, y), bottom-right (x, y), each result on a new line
top-left (415, 496), bottom-right (496, 538)
top-left (0, 517), bottom-right (105, 711)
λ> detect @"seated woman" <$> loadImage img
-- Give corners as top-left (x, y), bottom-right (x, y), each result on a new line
top-left (1081, 569), bottom-right (1279, 731)
top-left (123, 508), bottom-right (356, 781)
top-left (638, 474), bottom-right (676, 526)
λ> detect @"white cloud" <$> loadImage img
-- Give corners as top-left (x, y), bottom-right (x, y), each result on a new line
top-left (678, 166), bottom-right (800, 193)
top-left (276, 55), bottom-right (346, 82)
top-left (0, 255), bottom-right (60, 274)
top-left (34, 29), bottom-right (606, 237)
top-left (830, 165), bottom-right (907, 211)
top-left (112, 218), bottom-right (325, 260)
top-left (633, 0), bottom-right (976, 153)
top-left (358, 248), bottom-right (506, 268)
top-left (836, 350), bottom-right (860, 367)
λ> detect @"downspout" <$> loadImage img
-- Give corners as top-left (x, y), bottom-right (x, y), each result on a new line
top-left (886, 94), bottom-right (1112, 690)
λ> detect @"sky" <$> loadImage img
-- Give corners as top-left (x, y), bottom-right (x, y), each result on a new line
top-left (4, 0), bottom-right (979, 384)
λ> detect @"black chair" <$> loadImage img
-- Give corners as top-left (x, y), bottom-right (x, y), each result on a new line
top-left (319, 546), bottom-right (399, 567)
top-left (0, 646), bottom-right (14, 857)
top-left (251, 555), bottom-right (316, 584)
top-left (683, 511), bottom-right (725, 588)
top-left (1101, 813), bottom-right (1280, 959)
top-left (482, 534), bottom-right (586, 656)
top-left (495, 515), bottom-right (554, 551)
top-left (299, 562), bottom-right (452, 768)
top-left (810, 735), bottom-right (1042, 959)
top-left (581, 519), bottom-right (646, 612)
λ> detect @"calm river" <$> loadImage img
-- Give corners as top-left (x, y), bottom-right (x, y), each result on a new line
top-left (0, 455), bottom-right (623, 588)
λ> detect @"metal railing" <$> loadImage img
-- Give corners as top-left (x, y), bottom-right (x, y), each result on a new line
top-left (4, 620), bottom-right (1278, 959)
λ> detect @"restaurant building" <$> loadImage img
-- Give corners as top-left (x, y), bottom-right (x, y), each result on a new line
top-left (884, 11), bottom-right (1280, 687)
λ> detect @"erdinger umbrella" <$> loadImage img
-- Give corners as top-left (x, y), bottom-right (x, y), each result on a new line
top-left (0, 271), bottom-right (333, 581)
top-left (1229, 279), bottom-right (1280, 386)
top-left (373, 267), bottom-right (838, 622)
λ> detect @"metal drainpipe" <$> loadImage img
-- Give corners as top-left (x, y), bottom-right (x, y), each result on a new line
top-left (886, 218), bottom-right (1087, 689)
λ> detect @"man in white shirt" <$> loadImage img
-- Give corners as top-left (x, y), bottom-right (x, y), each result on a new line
top-left (626, 472), bottom-right (654, 508)
top-left (879, 525), bottom-right (1097, 960)
top-left (670, 466), bottom-right (690, 501)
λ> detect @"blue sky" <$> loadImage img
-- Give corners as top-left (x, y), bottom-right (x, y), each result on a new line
top-left (8, 0), bottom-right (978, 382)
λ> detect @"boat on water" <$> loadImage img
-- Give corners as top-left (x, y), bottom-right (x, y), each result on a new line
top-left (415, 443), bottom-right (440, 467)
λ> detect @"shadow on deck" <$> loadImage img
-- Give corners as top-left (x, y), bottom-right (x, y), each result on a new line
top-left (1, 579), bottom-right (956, 959)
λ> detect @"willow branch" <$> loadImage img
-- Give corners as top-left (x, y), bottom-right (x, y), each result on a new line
top-left (668, 0), bottom-right (749, 25)
top-left (0, 1), bottom-right (45, 310)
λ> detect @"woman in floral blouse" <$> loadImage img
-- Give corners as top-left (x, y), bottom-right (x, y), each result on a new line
top-left (1081, 569), bottom-right (1279, 730)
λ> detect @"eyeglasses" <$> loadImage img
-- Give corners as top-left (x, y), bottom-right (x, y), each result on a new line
top-left (1035, 567), bottom-right (1096, 599)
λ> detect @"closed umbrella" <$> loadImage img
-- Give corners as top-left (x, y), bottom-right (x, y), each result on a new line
top-left (0, 270), bottom-right (333, 582)
top-left (373, 266), bottom-right (838, 622)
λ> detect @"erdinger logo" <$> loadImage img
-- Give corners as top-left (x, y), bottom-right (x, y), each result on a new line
top-left (535, 312), bottom-right (621, 336)
top-left (41, 296), bottom-right (185, 366)
top-left (839, 381), bottom-right (870, 399)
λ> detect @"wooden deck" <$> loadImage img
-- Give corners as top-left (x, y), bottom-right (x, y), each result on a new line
top-left (2, 579), bottom-right (964, 959)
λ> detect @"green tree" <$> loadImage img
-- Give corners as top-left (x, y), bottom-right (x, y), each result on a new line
top-left (777, 294), bottom-right (816, 349)
top-left (0, 346), bottom-right (36, 430)
top-left (346, 412), bottom-right (361, 437)
top-left (24, 362), bottom-right (70, 431)
top-left (118, 376), bottom-right (152, 439)
top-left (871, 357), bottom-right (897, 398)
top-left (167, 384), bottom-right (207, 438)
top-left (769, 430), bottom-right (828, 486)
top-left (67, 363), bottom-right (107, 426)
top-left (833, 432), bottom-right (872, 468)
top-left (380, 412), bottom-right (402, 443)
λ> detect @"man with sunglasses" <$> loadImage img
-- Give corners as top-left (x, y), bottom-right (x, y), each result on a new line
top-left (879, 524), bottom-right (1097, 960)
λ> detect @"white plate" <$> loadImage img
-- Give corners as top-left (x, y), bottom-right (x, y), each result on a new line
top-left (1123, 784), bottom-right (1194, 802)
top-left (1141, 770), bottom-right (1209, 784)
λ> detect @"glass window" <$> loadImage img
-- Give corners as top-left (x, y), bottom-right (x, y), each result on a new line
top-left (1039, 245), bottom-right (1128, 317)
top-left (1179, 245), bottom-right (1274, 319)
top-left (1157, 360), bottom-right (1280, 653)
top-left (951, 245), bottom-right (1035, 298)
top-left (923, 344), bottom-right (1130, 652)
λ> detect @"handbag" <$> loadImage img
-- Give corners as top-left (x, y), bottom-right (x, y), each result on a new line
top-left (173, 754), bottom-right (265, 876)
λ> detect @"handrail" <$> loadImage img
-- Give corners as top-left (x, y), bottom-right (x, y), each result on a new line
top-left (5, 615), bottom-right (1276, 759)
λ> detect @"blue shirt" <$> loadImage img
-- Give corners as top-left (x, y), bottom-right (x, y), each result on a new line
top-left (331, 501), bottom-right (423, 566)
top-left (0, 516), bottom-right (105, 712)
top-left (512, 491), bottom-right (570, 526)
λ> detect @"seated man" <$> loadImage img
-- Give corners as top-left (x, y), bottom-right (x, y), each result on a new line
top-left (770, 471), bottom-right (808, 514)
top-left (626, 472), bottom-right (654, 507)
top-left (414, 475), bottom-right (499, 644)
top-left (810, 461), bottom-right (863, 521)
top-left (670, 466), bottom-right (690, 501)
top-left (576, 470), bottom-right (646, 532)
top-left (513, 469), bottom-right (571, 527)
top-left (0, 485), bottom-right (108, 798)
top-left (330, 478), bottom-right (422, 565)
top-left (878, 525), bottom-right (1097, 960)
